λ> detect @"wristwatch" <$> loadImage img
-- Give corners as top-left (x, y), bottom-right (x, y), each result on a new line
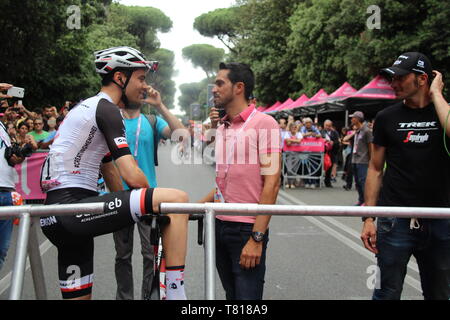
top-left (251, 231), bottom-right (265, 243)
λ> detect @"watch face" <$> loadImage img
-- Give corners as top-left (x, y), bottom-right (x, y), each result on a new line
top-left (252, 232), bottom-right (264, 242)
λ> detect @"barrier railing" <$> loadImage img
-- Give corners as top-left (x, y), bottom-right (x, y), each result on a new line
top-left (0, 203), bottom-right (105, 300)
top-left (1, 202), bottom-right (450, 300)
top-left (282, 151), bottom-right (324, 188)
top-left (159, 202), bottom-right (450, 300)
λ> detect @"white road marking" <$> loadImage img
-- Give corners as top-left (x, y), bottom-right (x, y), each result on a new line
top-left (0, 239), bottom-right (53, 296)
top-left (277, 190), bottom-right (422, 293)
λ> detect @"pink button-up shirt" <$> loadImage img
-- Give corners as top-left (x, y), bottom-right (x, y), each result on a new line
top-left (215, 105), bottom-right (281, 223)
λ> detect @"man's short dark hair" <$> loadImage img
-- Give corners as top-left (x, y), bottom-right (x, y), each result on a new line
top-left (219, 62), bottom-right (255, 101)
top-left (100, 68), bottom-right (134, 87)
top-left (34, 107), bottom-right (43, 116)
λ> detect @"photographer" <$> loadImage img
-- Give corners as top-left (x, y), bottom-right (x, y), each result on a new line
top-left (3, 106), bottom-right (19, 124)
top-left (0, 83), bottom-right (13, 100)
top-left (17, 101), bottom-right (37, 122)
top-left (0, 84), bottom-right (27, 271)
top-left (16, 122), bottom-right (38, 151)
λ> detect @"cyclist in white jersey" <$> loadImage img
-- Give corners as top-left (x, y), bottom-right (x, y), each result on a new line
top-left (40, 46), bottom-right (189, 300)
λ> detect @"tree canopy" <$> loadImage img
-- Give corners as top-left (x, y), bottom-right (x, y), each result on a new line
top-left (0, 0), bottom-right (177, 109)
top-left (182, 44), bottom-right (225, 81)
top-left (194, 7), bottom-right (241, 53)
top-left (194, 0), bottom-right (450, 105)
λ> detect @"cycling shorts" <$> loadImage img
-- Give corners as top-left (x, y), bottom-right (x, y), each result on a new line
top-left (41, 187), bottom-right (154, 299)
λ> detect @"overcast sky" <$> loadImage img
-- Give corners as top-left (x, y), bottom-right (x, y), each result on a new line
top-left (118, 0), bottom-right (236, 115)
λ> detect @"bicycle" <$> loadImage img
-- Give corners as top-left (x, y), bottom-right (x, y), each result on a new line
top-left (141, 212), bottom-right (204, 300)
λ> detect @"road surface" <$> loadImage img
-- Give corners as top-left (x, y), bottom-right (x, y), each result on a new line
top-left (0, 143), bottom-right (423, 300)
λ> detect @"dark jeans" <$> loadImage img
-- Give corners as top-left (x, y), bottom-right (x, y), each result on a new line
top-left (0, 220), bottom-right (13, 271)
top-left (0, 191), bottom-right (15, 271)
top-left (373, 217), bottom-right (450, 300)
top-left (215, 219), bottom-right (269, 300)
top-left (352, 163), bottom-right (368, 204)
top-left (343, 154), bottom-right (353, 188)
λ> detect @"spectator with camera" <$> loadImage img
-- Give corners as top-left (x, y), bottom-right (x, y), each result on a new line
top-left (0, 82), bottom-right (27, 271)
top-left (5, 122), bottom-right (17, 143)
top-left (16, 122), bottom-right (38, 151)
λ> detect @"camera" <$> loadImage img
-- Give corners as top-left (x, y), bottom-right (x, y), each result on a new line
top-left (4, 143), bottom-right (33, 166)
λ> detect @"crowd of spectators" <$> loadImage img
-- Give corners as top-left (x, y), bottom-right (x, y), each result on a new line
top-left (277, 114), bottom-right (374, 193)
top-left (0, 100), bottom-right (72, 151)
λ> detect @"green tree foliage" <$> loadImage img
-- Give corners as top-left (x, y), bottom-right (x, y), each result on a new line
top-left (178, 82), bottom-right (204, 112)
top-left (113, 4), bottom-right (172, 53)
top-left (182, 44), bottom-right (225, 81)
top-left (0, 1), bottom-right (177, 109)
top-left (178, 78), bottom-right (210, 117)
top-left (0, 0), bottom-right (111, 107)
top-left (288, 0), bottom-right (450, 96)
top-left (193, 0), bottom-right (449, 104)
top-left (194, 7), bottom-right (242, 54)
top-left (150, 48), bottom-right (176, 109)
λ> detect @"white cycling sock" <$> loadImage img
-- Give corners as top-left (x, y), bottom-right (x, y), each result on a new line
top-left (166, 266), bottom-right (187, 300)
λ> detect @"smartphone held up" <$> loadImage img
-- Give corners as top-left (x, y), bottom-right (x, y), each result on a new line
top-left (7, 86), bottom-right (25, 99)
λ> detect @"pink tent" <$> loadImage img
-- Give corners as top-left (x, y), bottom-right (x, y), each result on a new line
top-left (349, 75), bottom-right (396, 99)
top-left (304, 89), bottom-right (329, 106)
top-left (256, 106), bottom-right (267, 112)
top-left (263, 101), bottom-right (282, 113)
top-left (326, 82), bottom-right (357, 101)
top-left (273, 98), bottom-right (294, 112)
top-left (285, 94), bottom-right (310, 110)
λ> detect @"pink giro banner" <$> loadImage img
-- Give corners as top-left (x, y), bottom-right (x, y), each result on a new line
top-left (14, 152), bottom-right (47, 200)
top-left (283, 138), bottom-right (326, 153)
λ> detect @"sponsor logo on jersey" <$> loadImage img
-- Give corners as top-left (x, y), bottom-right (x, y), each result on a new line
top-left (40, 216), bottom-right (57, 227)
top-left (74, 126), bottom-right (97, 168)
top-left (398, 122), bottom-right (437, 129)
top-left (107, 198), bottom-right (122, 211)
top-left (403, 131), bottom-right (430, 143)
top-left (114, 137), bottom-right (129, 149)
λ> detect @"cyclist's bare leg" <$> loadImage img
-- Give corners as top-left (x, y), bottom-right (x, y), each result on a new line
top-left (152, 188), bottom-right (189, 299)
top-left (151, 188), bottom-right (189, 267)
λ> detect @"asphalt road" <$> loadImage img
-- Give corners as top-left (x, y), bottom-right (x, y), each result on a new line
top-left (0, 143), bottom-right (423, 300)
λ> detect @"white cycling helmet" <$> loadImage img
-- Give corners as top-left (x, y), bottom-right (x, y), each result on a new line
top-left (94, 46), bottom-right (158, 75)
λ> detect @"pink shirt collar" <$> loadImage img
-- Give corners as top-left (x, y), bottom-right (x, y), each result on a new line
top-left (222, 104), bottom-right (256, 126)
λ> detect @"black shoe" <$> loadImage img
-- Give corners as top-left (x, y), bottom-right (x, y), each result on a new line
top-left (343, 186), bottom-right (351, 191)
top-left (325, 184), bottom-right (333, 188)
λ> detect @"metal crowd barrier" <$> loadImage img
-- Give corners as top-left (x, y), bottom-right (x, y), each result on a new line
top-left (1, 202), bottom-right (450, 300)
top-left (0, 203), bottom-right (105, 300)
top-left (282, 152), bottom-right (325, 189)
top-left (159, 203), bottom-right (450, 300)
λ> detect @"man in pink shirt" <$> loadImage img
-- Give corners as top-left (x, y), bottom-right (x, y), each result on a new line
top-left (200, 62), bottom-right (281, 300)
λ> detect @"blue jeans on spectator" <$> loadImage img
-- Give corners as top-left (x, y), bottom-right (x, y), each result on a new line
top-left (373, 217), bottom-right (450, 300)
top-left (0, 191), bottom-right (15, 271)
top-left (215, 219), bottom-right (269, 300)
top-left (0, 220), bottom-right (13, 271)
top-left (352, 163), bottom-right (368, 205)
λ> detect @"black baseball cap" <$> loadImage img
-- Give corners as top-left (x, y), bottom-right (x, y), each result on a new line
top-left (380, 52), bottom-right (433, 80)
